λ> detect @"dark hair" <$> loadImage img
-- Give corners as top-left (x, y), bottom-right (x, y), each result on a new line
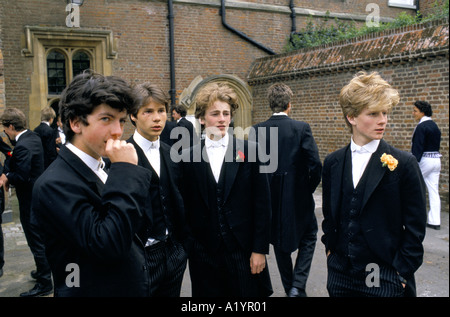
top-left (59, 70), bottom-right (140, 142)
top-left (172, 104), bottom-right (187, 117)
top-left (129, 82), bottom-right (169, 127)
top-left (0, 108), bottom-right (27, 131)
top-left (267, 83), bottom-right (293, 113)
top-left (414, 100), bottom-right (433, 117)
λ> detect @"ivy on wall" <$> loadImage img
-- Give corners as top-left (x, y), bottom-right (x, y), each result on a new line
top-left (284, 0), bottom-right (449, 52)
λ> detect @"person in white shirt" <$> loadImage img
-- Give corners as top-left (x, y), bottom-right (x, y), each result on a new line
top-left (411, 101), bottom-right (442, 230)
top-left (322, 71), bottom-right (427, 297)
top-left (180, 82), bottom-right (272, 297)
top-left (1, 108), bottom-right (51, 296)
top-left (31, 71), bottom-right (153, 296)
top-left (127, 82), bottom-right (188, 297)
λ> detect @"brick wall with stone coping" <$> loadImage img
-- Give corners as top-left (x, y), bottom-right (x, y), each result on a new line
top-left (248, 18), bottom-right (449, 207)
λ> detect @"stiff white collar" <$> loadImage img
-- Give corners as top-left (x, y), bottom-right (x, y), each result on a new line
top-left (350, 138), bottom-right (379, 154)
top-left (205, 134), bottom-right (229, 148)
top-left (133, 130), bottom-right (160, 152)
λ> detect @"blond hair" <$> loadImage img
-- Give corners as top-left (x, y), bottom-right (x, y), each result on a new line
top-left (339, 71), bottom-right (399, 131)
top-left (194, 82), bottom-right (239, 120)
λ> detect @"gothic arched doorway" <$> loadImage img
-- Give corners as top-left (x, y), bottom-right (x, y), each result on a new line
top-left (178, 74), bottom-right (253, 139)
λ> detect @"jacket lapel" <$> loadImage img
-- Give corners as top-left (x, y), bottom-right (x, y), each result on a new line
top-left (360, 140), bottom-right (389, 211)
top-left (160, 142), bottom-right (175, 189)
top-left (194, 140), bottom-right (210, 207)
top-left (329, 146), bottom-right (347, 220)
top-left (222, 135), bottom-right (241, 204)
top-left (58, 145), bottom-right (105, 195)
top-left (127, 137), bottom-right (153, 171)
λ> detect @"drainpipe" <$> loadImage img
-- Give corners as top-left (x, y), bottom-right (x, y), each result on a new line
top-left (289, 0), bottom-right (296, 46)
top-left (168, 0), bottom-right (176, 106)
top-left (415, 0), bottom-right (422, 21)
top-left (290, 0), bottom-right (296, 33)
top-left (220, 0), bottom-right (275, 55)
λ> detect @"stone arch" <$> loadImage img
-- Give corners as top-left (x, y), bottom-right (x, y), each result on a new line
top-left (179, 74), bottom-right (253, 139)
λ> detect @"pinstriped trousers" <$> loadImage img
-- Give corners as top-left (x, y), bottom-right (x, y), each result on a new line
top-left (326, 253), bottom-right (405, 297)
top-left (145, 238), bottom-right (187, 297)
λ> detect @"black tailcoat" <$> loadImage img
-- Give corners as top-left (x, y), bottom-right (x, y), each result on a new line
top-left (181, 134), bottom-right (272, 255)
top-left (251, 115), bottom-right (322, 252)
top-left (34, 122), bottom-right (58, 168)
top-left (32, 145), bottom-right (153, 296)
top-left (126, 136), bottom-right (188, 244)
top-left (322, 139), bottom-right (427, 280)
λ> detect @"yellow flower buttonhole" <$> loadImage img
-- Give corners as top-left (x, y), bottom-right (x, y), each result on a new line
top-left (380, 153), bottom-right (398, 171)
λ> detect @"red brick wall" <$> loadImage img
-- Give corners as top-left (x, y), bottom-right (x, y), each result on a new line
top-left (1, 0), bottom-right (282, 129)
top-left (249, 19), bottom-right (449, 204)
top-left (0, 49), bottom-right (5, 113)
top-left (420, 0), bottom-right (446, 16)
top-left (0, 0), bottom-right (413, 126)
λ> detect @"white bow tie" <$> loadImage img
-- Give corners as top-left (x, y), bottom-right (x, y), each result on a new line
top-left (352, 145), bottom-right (368, 154)
top-left (148, 141), bottom-right (159, 150)
top-left (96, 159), bottom-right (108, 183)
top-left (206, 139), bottom-right (226, 148)
top-left (97, 160), bottom-right (106, 171)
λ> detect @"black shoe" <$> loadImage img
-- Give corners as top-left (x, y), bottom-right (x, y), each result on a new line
top-left (427, 223), bottom-right (440, 230)
top-left (30, 270), bottom-right (38, 279)
top-left (288, 287), bottom-right (307, 297)
top-left (0, 268), bottom-right (3, 278)
top-left (19, 283), bottom-right (53, 297)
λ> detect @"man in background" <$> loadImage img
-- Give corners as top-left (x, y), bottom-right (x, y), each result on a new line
top-left (172, 104), bottom-right (198, 147)
top-left (0, 137), bottom-right (13, 279)
top-left (251, 83), bottom-right (322, 297)
top-left (0, 108), bottom-right (52, 296)
top-left (34, 107), bottom-right (57, 169)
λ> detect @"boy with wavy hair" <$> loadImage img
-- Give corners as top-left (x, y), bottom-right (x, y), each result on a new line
top-left (32, 71), bottom-right (153, 296)
top-left (321, 71), bottom-right (427, 297)
top-left (181, 82), bottom-right (272, 297)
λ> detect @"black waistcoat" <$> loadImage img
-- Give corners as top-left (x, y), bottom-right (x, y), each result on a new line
top-left (335, 149), bottom-right (379, 271)
top-left (141, 154), bottom-right (171, 242)
top-left (206, 161), bottom-right (238, 252)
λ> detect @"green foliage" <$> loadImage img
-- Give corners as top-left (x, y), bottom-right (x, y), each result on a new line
top-left (284, 0), bottom-right (449, 52)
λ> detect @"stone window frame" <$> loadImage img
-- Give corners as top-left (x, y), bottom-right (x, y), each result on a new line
top-left (22, 26), bottom-right (116, 128)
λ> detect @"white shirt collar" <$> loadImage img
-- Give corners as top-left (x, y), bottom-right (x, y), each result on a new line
top-left (133, 130), bottom-right (160, 152)
top-left (205, 134), bottom-right (229, 148)
top-left (419, 116), bottom-right (432, 124)
top-left (15, 129), bottom-right (28, 141)
top-left (272, 112), bottom-right (288, 116)
top-left (66, 143), bottom-right (105, 173)
top-left (350, 138), bottom-right (379, 154)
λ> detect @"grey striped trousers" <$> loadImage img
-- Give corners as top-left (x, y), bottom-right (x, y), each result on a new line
top-left (326, 252), bottom-right (405, 297)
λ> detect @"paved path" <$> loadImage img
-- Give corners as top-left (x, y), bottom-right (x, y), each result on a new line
top-left (1, 190), bottom-right (448, 297)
